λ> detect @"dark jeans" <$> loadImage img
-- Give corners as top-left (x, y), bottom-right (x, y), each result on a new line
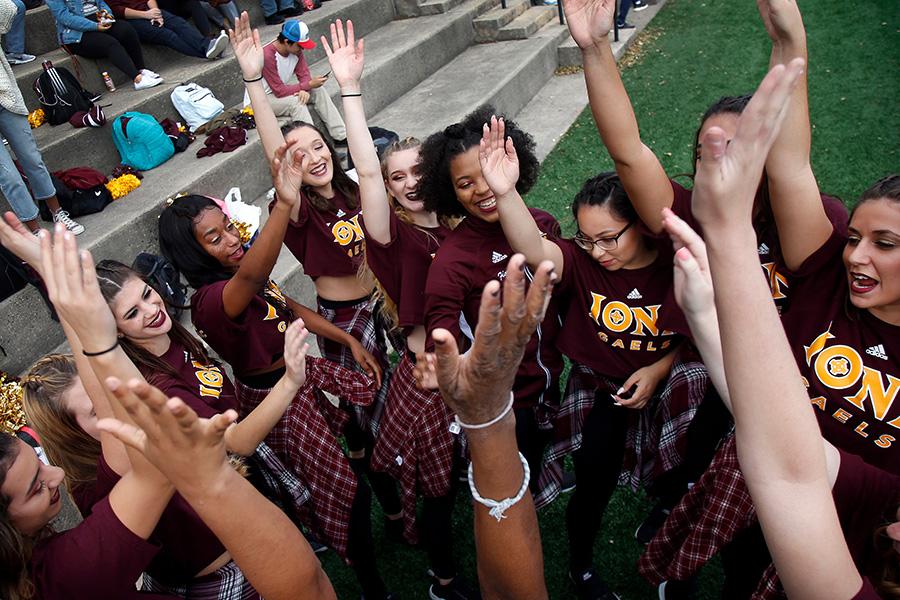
top-left (128, 10), bottom-right (207, 58)
top-left (566, 392), bottom-right (628, 574)
top-left (617, 0), bottom-right (632, 24)
top-left (157, 0), bottom-right (213, 36)
top-left (348, 479), bottom-right (388, 599)
top-left (66, 21), bottom-right (144, 79)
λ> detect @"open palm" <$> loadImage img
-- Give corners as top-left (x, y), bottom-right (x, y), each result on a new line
top-left (563, 0), bottom-right (616, 50)
top-left (322, 19), bottom-right (365, 90)
top-left (478, 116), bottom-right (519, 198)
top-left (228, 12), bottom-right (264, 80)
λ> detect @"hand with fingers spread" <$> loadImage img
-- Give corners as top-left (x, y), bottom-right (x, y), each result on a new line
top-left (691, 58), bottom-right (805, 230)
top-left (433, 254), bottom-right (556, 425)
top-left (39, 225), bottom-right (118, 351)
top-left (228, 11), bottom-right (264, 81)
top-left (0, 211), bottom-right (42, 272)
top-left (283, 319), bottom-right (311, 388)
top-left (271, 140), bottom-right (305, 210)
top-left (479, 116), bottom-right (520, 199)
top-left (562, 0), bottom-right (616, 50)
top-left (662, 208), bottom-right (714, 318)
top-left (321, 19), bottom-right (364, 93)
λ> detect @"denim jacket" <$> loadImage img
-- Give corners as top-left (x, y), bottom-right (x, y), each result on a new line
top-left (45, 0), bottom-right (113, 45)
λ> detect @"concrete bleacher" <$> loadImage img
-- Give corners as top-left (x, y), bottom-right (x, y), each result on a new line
top-left (1, 0), bottom-right (665, 374)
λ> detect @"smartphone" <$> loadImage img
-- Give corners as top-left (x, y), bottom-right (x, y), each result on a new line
top-left (617, 384), bottom-right (638, 400)
top-left (322, 71), bottom-right (331, 78)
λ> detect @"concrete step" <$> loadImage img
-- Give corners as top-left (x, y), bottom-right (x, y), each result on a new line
top-left (372, 20), bottom-right (568, 140)
top-left (0, 0), bottom-right (504, 373)
top-left (496, 5), bottom-right (555, 41)
top-left (22, 5), bottom-right (58, 57)
top-left (473, 0), bottom-right (529, 43)
top-left (557, 0), bottom-right (665, 67)
top-left (418, 0), bottom-right (465, 15)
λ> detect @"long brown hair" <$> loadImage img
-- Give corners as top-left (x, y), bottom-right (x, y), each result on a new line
top-left (280, 121), bottom-right (360, 213)
top-left (0, 434), bottom-right (37, 600)
top-left (20, 355), bottom-right (100, 494)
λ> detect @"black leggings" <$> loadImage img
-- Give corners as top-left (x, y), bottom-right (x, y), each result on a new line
top-left (421, 459), bottom-right (462, 580)
top-left (515, 406), bottom-right (552, 492)
top-left (66, 21), bottom-right (145, 80)
top-left (347, 479), bottom-right (388, 599)
top-left (566, 392), bottom-right (628, 574)
top-left (157, 0), bottom-right (213, 36)
top-left (345, 419), bottom-right (403, 517)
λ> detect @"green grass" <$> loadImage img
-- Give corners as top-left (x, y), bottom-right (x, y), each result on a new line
top-left (321, 1), bottom-right (899, 597)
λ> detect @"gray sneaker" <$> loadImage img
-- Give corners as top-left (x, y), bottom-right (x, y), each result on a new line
top-left (7, 53), bottom-right (36, 65)
top-left (53, 210), bottom-right (85, 235)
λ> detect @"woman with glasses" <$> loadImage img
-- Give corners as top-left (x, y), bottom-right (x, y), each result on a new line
top-left (479, 117), bottom-right (708, 600)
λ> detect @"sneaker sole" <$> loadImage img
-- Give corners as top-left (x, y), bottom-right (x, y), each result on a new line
top-left (633, 4), bottom-right (648, 10)
top-left (207, 34), bottom-right (228, 59)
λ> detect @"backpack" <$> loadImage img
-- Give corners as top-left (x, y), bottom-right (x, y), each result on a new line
top-left (131, 253), bottom-right (189, 318)
top-left (0, 245), bottom-right (57, 320)
top-left (32, 63), bottom-right (98, 126)
top-left (158, 118), bottom-right (193, 153)
top-left (170, 83), bottom-right (224, 133)
top-left (112, 112), bottom-right (175, 170)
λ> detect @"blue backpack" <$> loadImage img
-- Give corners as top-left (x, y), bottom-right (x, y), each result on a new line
top-left (112, 112), bottom-right (174, 170)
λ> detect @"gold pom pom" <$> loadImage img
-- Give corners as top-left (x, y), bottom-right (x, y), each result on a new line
top-left (241, 106), bottom-right (254, 117)
top-left (231, 219), bottom-right (253, 244)
top-left (0, 373), bottom-right (26, 435)
top-left (105, 174), bottom-right (142, 200)
top-left (28, 109), bottom-right (45, 129)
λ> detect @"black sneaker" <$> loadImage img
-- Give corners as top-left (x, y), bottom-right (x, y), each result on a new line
top-left (570, 568), bottom-right (621, 600)
top-left (615, 21), bottom-right (635, 29)
top-left (560, 470), bottom-right (577, 493)
top-left (635, 503), bottom-right (671, 545)
top-left (633, 0), bottom-right (648, 10)
top-left (429, 576), bottom-right (481, 600)
top-left (658, 579), bottom-right (697, 600)
top-left (264, 13), bottom-right (285, 24)
top-left (278, 4), bottom-right (303, 16)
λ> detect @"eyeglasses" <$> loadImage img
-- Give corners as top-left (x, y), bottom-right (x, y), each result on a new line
top-left (573, 221), bottom-right (635, 252)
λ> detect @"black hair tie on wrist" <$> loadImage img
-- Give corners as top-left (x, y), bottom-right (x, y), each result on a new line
top-left (83, 340), bottom-right (120, 357)
top-left (243, 75), bottom-right (263, 83)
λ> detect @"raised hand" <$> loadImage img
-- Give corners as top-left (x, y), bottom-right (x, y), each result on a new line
top-left (433, 254), bottom-right (556, 425)
top-left (228, 12), bottom-right (264, 80)
top-left (0, 211), bottom-right (41, 271)
top-left (283, 319), bottom-right (310, 388)
top-left (98, 377), bottom-right (237, 493)
top-left (321, 19), bottom-right (364, 92)
top-left (478, 116), bottom-right (519, 198)
top-left (756, 0), bottom-right (805, 47)
top-left (662, 208), bottom-right (714, 318)
top-left (270, 140), bottom-right (305, 210)
top-left (39, 225), bottom-right (118, 351)
top-left (691, 58), bottom-right (805, 229)
top-left (562, 0), bottom-right (616, 50)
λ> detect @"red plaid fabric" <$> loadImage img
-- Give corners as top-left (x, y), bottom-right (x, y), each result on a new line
top-left (535, 353), bottom-right (709, 510)
top-left (142, 559), bottom-right (260, 599)
top-left (317, 295), bottom-right (391, 435)
top-left (235, 356), bottom-right (376, 560)
top-left (370, 353), bottom-right (458, 544)
top-left (637, 435), bottom-right (754, 584)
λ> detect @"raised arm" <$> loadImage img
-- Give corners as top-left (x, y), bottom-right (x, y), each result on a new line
top-left (323, 19), bottom-right (392, 245)
top-left (223, 319), bottom-right (309, 455)
top-left (481, 116), bottom-right (564, 275)
top-left (219, 140), bottom-right (302, 319)
top-left (691, 59), bottom-right (859, 600)
top-left (99, 379), bottom-right (336, 600)
top-left (756, 0), bottom-right (831, 270)
top-left (434, 254), bottom-right (555, 600)
top-left (563, 0), bottom-right (673, 233)
top-left (229, 12), bottom-right (286, 162)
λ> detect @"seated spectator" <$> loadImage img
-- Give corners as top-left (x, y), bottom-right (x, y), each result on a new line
top-left (260, 0), bottom-right (301, 26)
top-left (106, 0), bottom-right (228, 61)
top-left (1, 0), bottom-right (34, 65)
top-left (155, 0), bottom-right (229, 38)
top-left (0, 6), bottom-right (84, 235)
top-left (201, 0), bottom-right (239, 32)
top-left (256, 20), bottom-right (346, 144)
top-left (45, 0), bottom-right (162, 90)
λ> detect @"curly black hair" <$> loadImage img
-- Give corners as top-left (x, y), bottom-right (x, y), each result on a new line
top-left (417, 105), bottom-right (540, 219)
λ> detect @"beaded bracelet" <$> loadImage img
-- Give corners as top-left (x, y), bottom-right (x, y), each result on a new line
top-left (468, 451), bottom-right (530, 522)
top-left (454, 392), bottom-right (514, 430)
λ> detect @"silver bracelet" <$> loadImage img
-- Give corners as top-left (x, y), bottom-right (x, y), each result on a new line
top-left (468, 451), bottom-right (530, 522)
top-left (454, 392), bottom-right (514, 430)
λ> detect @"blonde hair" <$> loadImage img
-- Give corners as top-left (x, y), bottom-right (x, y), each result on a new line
top-left (20, 355), bottom-right (100, 495)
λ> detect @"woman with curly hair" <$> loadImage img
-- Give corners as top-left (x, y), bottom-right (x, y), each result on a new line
top-left (419, 104), bottom-right (564, 496)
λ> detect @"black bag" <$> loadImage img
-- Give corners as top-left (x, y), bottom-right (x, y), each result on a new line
top-left (33, 63), bottom-right (98, 126)
top-left (37, 180), bottom-right (112, 221)
top-left (369, 126), bottom-right (400, 160)
top-left (131, 253), bottom-right (189, 317)
top-left (0, 245), bottom-right (27, 302)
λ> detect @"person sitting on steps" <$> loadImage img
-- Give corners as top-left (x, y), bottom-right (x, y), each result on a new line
top-left (106, 0), bottom-right (228, 61)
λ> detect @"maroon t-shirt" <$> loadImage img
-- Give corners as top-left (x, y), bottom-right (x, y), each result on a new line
top-left (781, 230), bottom-right (900, 474)
top-left (425, 209), bottom-right (564, 407)
top-left (364, 210), bottom-right (450, 334)
top-left (277, 189), bottom-right (365, 279)
top-left (192, 280), bottom-right (292, 378)
top-left (554, 238), bottom-right (687, 380)
top-left (669, 179), bottom-right (849, 313)
top-left (832, 450), bottom-right (900, 582)
top-left (31, 497), bottom-right (173, 599)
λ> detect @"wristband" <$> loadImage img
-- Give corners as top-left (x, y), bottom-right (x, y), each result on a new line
top-left (340, 92), bottom-right (362, 98)
top-left (82, 340), bottom-right (119, 357)
top-left (454, 392), bottom-right (514, 430)
top-left (243, 75), bottom-right (263, 83)
top-left (468, 452), bottom-right (530, 522)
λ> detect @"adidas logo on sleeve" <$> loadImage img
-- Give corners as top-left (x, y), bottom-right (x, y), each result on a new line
top-left (626, 288), bottom-right (643, 300)
top-left (758, 243), bottom-right (770, 255)
top-left (491, 251), bottom-right (508, 264)
top-left (865, 344), bottom-right (888, 360)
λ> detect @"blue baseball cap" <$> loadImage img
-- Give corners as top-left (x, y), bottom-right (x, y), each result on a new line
top-left (281, 20), bottom-right (316, 49)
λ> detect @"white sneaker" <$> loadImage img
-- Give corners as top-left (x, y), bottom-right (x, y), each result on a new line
top-left (134, 75), bottom-right (162, 90)
top-left (141, 68), bottom-right (162, 80)
top-left (53, 210), bottom-right (85, 235)
top-left (206, 31), bottom-right (228, 59)
top-left (7, 53), bottom-right (36, 65)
